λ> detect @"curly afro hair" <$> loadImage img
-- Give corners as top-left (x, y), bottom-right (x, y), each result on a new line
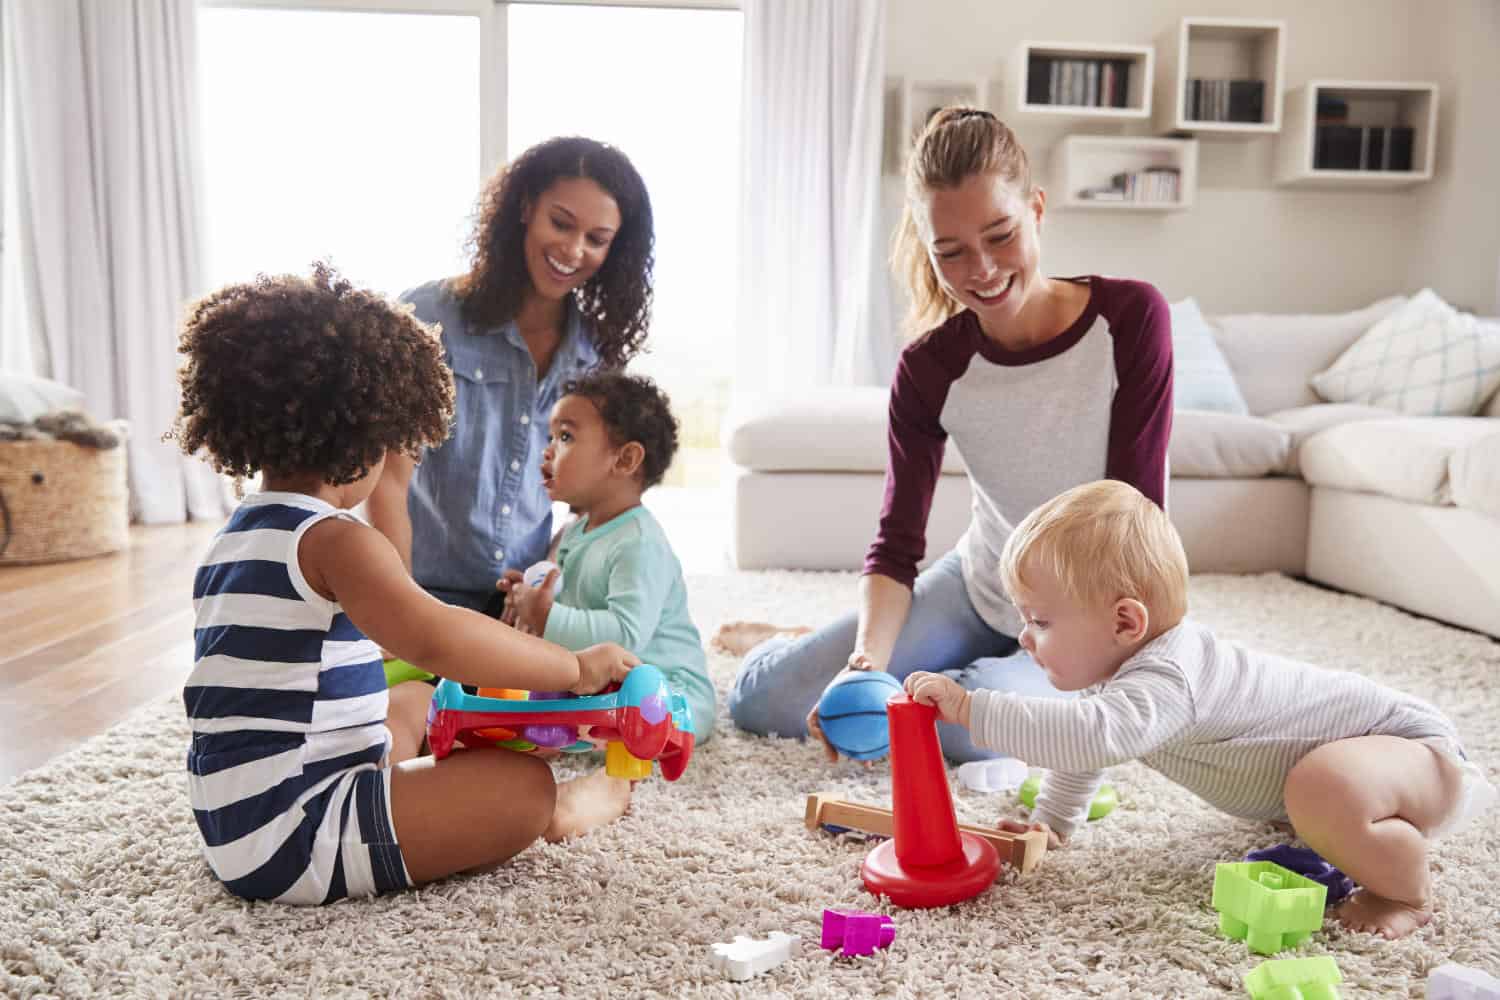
top-left (171, 262), bottom-right (455, 485)
top-left (454, 136), bottom-right (654, 370)
top-left (562, 372), bottom-right (679, 491)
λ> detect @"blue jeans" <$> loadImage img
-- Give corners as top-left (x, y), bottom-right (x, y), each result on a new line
top-left (727, 551), bottom-right (1072, 763)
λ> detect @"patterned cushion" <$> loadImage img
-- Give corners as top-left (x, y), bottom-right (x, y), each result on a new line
top-left (1310, 289), bottom-right (1500, 415)
top-left (1169, 298), bottom-right (1248, 414)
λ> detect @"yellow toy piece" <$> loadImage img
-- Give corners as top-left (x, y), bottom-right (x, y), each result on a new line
top-left (606, 740), bottom-right (653, 780)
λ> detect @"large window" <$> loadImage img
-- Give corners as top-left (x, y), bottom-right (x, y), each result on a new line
top-left (198, 2), bottom-right (740, 487)
top-left (508, 3), bottom-right (742, 486)
top-left (198, 7), bottom-right (480, 297)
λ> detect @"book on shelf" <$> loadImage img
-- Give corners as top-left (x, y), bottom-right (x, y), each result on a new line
top-left (1313, 124), bottom-right (1416, 171)
top-left (1185, 79), bottom-right (1265, 123)
top-left (1082, 165), bottom-right (1180, 204)
top-left (1028, 55), bottom-right (1132, 108)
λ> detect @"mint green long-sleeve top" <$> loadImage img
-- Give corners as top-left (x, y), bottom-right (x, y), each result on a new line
top-left (542, 506), bottom-right (715, 742)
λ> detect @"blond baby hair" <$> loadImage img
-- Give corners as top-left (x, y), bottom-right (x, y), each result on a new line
top-left (1000, 480), bottom-right (1189, 629)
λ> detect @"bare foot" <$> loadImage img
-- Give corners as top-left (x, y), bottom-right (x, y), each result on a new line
top-left (1336, 891), bottom-right (1432, 939)
top-left (544, 769), bottom-right (633, 842)
top-left (710, 621), bottom-right (811, 657)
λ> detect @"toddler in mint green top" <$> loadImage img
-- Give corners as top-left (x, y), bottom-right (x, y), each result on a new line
top-left (502, 372), bottom-right (716, 743)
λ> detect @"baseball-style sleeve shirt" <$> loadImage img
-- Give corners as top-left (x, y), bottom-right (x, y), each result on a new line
top-left (864, 275), bottom-right (1174, 635)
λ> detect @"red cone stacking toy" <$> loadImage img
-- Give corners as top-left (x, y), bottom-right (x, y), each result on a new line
top-left (860, 694), bottom-right (1000, 908)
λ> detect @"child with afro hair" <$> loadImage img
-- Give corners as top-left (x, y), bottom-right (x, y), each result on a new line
top-left (501, 372), bottom-right (716, 818)
top-left (173, 263), bottom-right (640, 905)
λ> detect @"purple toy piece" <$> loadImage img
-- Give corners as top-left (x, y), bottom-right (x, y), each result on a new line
top-left (821, 909), bottom-right (896, 957)
top-left (1245, 844), bottom-right (1357, 906)
top-left (523, 690), bottom-right (580, 749)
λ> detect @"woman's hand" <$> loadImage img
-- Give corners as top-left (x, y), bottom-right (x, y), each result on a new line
top-left (803, 651), bottom-right (885, 763)
top-left (998, 817), bottom-right (1064, 851)
top-left (506, 569), bottom-right (559, 635)
top-left (573, 643), bottom-right (640, 695)
top-left (903, 670), bottom-right (972, 728)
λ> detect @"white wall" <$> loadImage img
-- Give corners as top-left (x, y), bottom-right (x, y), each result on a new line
top-left (1411, 0), bottom-right (1500, 315)
top-left (882, 0), bottom-right (1498, 316)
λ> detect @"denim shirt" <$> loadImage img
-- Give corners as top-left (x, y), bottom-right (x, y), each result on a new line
top-left (399, 279), bottom-right (599, 608)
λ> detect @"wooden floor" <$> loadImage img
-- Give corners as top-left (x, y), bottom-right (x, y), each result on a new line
top-left (0, 518), bottom-right (224, 785)
top-left (0, 486), bottom-right (731, 787)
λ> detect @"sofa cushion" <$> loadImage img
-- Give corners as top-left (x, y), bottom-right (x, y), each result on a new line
top-left (1212, 296), bottom-right (1406, 415)
top-left (1169, 410), bottom-right (1290, 478)
top-left (1450, 429), bottom-right (1500, 519)
top-left (1265, 403), bottom-right (1395, 476)
top-left (722, 388), bottom-right (966, 474)
top-left (1311, 289), bottom-right (1500, 416)
top-left (1170, 299), bottom-right (1249, 414)
top-left (1298, 417), bottom-right (1500, 504)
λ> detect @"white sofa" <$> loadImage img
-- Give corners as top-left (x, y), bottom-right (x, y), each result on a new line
top-left (723, 298), bottom-right (1500, 638)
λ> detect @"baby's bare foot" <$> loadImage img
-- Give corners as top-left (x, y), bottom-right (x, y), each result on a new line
top-left (710, 621), bottom-right (811, 657)
top-left (1336, 891), bottom-right (1432, 939)
top-left (544, 768), bottom-right (633, 842)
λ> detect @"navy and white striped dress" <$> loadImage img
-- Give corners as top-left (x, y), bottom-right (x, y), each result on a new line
top-left (186, 491), bottom-right (409, 904)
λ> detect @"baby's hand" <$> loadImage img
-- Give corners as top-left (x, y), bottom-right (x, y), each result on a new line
top-left (998, 817), bottom-right (1064, 850)
top-left (508, 569), bottom-right (559, 635)
top-left (903, 671), bottom-right (972, 728)
top-left (573, 643), bottom-right (640, 694)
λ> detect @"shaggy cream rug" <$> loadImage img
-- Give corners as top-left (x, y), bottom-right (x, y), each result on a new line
top-left (2, 572), bottom-right (1497, 999)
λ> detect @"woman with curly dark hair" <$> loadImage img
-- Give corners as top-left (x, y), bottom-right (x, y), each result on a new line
top-left (173, 264), bottom-right (641, 904)
top-left (369, 136), bottom-right (655, 630)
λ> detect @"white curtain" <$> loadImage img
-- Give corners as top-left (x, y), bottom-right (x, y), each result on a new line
top-left (7, 0), bottom-right (227, 523)
top-left (737, 0), bottom-right (896, 391)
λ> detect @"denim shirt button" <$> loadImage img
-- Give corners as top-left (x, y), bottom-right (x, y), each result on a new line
top-left (474, 368), bottom-right (484, 379)
top-left (510, 459), bottom-right (520, 471)
top-left (520, 414), bottom-right (530, 425)
top-left (502, 505), bottom-right (511, 515)
top-left (493, 548), bottom-right (504, 561)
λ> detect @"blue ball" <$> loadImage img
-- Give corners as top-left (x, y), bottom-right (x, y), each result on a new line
top-left (816, 671), bottom-right (904, 761)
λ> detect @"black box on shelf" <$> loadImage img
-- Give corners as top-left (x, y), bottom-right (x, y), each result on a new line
top-left (1386, 126), bottom-right (1415, 171)
top-left (1027, 55), bottom-right (1052, 105)
top-left (1314, 125), bottom-right (1363, 170)
top-left (1227, 80), bottom-right (1264, 123)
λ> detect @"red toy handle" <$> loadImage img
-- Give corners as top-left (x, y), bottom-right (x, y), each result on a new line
top-left (887, 696), bottom-right (964, 867)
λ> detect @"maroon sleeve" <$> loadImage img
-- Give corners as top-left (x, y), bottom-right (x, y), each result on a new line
top-left (863, 341), bottom-right (956, 587)
top-left (1104, 282), bottom-right (1174, 508)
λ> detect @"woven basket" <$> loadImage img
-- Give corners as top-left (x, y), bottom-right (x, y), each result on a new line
top-left (0, 430), bottom-right (129, 565)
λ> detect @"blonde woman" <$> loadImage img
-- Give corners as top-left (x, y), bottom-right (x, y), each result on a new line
top-left (718, 108), bottom-right (1174, 763)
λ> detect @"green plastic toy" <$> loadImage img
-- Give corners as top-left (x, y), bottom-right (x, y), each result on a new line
top-left (1212, 861), bottom-right (1327, 955)
top-left (383, 657), bottom-right (435, 686)
top-left (1017, 774), bottom-right (1119, 821)
top-left (1244, 956), bottom-right (1342, 999)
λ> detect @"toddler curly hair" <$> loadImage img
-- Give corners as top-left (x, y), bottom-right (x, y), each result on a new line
top-left (562, 372), bottom-right (678, 490)
top-left (171, 262), bottom-right (455, 485)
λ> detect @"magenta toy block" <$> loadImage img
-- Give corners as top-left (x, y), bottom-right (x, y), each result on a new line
top-left (820, 909), bottom-right (895, 956)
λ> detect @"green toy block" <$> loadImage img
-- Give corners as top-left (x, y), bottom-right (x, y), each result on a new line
top-left (383, 658), bottom-right (435, 687)
top-left (1244, 956), bottom-right (1342, 999)
top-left (1212, 861), bottom-right (1327, 955)
top-left (1018, 774), bottom-right (1118, 821)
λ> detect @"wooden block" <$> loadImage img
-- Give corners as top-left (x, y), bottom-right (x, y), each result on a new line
top-left (804, 793), bottom-right (1047, 874)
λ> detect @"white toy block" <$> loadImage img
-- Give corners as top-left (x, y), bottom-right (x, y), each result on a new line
top-left (1428, 963), bottom-right (1500, 1000)
top-left (957, 758), bottom-right (1030, 793)
top-left (710, 932), bottom-right (799, 982)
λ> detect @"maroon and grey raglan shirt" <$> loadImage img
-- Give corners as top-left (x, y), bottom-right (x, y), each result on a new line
top-left (863, 275), bottom-right (1174, 636)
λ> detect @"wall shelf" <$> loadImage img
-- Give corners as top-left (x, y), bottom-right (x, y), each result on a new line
top-left (1153, 17), bottom-right (1284, 135)
top-left (1053, 136), bottom-right (1197, 211)
top-left (900, 78), bottom-right (987, 148)
top-left (1275, 81), bottom-right (1438, 188)
top-left (1014, 41), bottom-right (1153, 119)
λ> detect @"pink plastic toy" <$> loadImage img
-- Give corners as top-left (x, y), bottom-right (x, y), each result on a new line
top-left (821, 909), bottom-right (896, 957)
